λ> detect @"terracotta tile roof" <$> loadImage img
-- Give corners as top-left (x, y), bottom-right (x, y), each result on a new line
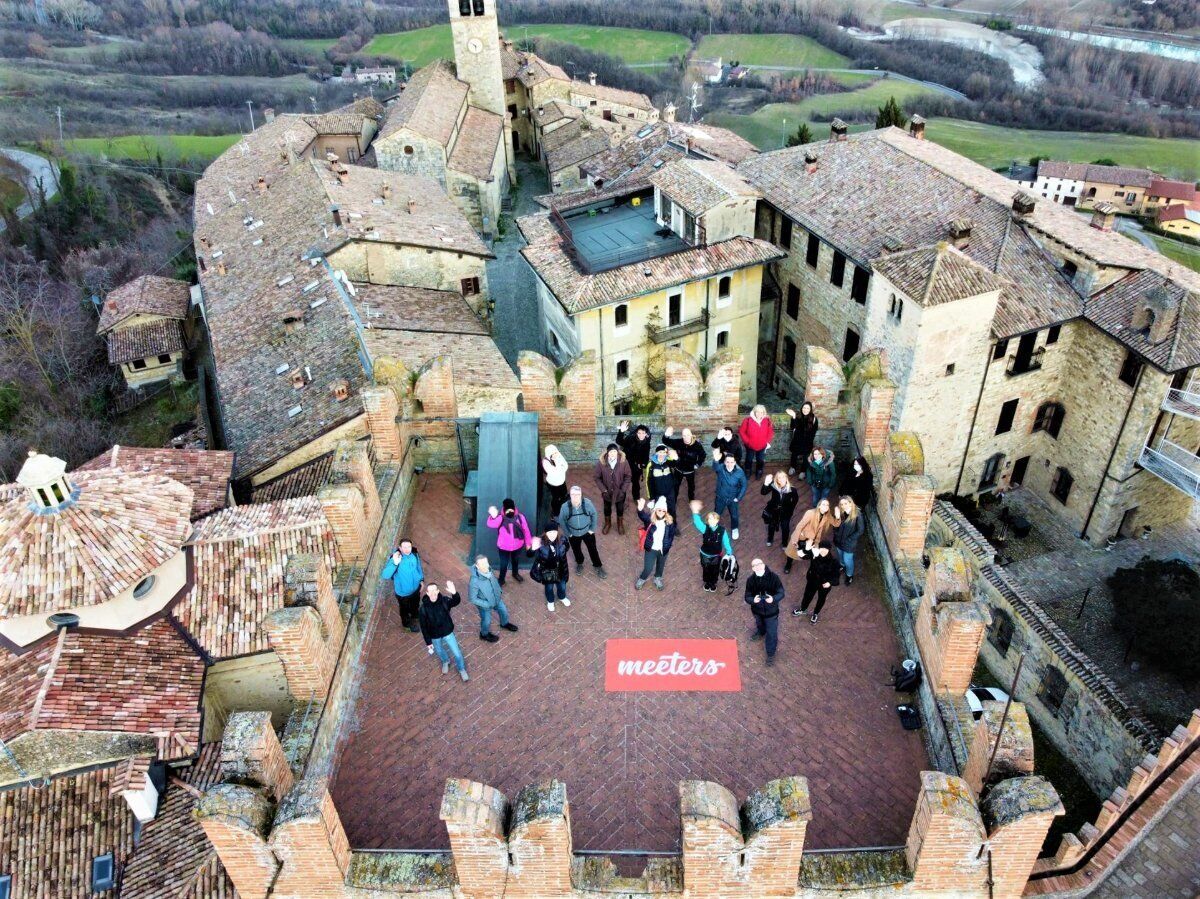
top-left (354, 282), bottom-right (488, 334)
top-left (304, 112), bottom-right (369, 135)
top-left (250, 450), bottom-right (335, 503)
top-left (97, 274), bottom-right (191, 333)
top-left (0, 468), bottom-right (193, 619)
top-left (0, 619), bottom-right (204, 767)
top-left (546, 125), bottom-right (614, 173)
top-left (519, 211), bottom-right (785, 313)
top-left (1148, 178), bottom-right (1196, 202)
top-left (1036, 160), bottom-right (1089, 181)
top-left (581, 122), bottom-right (758, 189)
top-left (122, 742), bottom-right (236, 899)
top-left (1083, 163), bottom-right (1154, 188)
top-left (447, 106), bottom-right (503, 181)
top-left (649, 158), bottom-right (758, 215)
top-left (534, 99), bottom-right (582, 127)
top-left (78, 445), bottom-right (234, 521)
top-left (570, 80), bottom-right (654, 112)
top-left (1085, 270), bottom-right (1200, 370)
top-left (1158, 204), bottom-right (1190, 222)
top-left (872, 243), bottom-right (1004, 306)
top-left (0, 763), bottom-right (136, 897)
top-left (180, 497), bottom-right (334, 659)
top-left (194, 113), bottom-right (319, 217)
top-left (106, 318), bottom-right (185, 364)
top-left (502, 44), bottom-right (571, 88)
top-left (378, 60), bottom-right (468, 147)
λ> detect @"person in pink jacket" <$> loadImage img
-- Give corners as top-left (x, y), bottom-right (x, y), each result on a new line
top-left (738, 404), bottom-right (775, 479)
top-left (485, 498), bottom-right (532, 585)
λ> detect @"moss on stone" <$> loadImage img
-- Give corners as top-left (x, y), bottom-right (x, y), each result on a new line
top-left (511, 780), bottom-right (566, 829)
top-left (888, 432), bottom-right (926, 476)
top-left (798, 849), bottom-right (912, 889)
top-left (346, 851), bottom-right (456, 891)
top-left (742, 776), bottom-right (811, 836)
top-left (981, 775), bottom-right (1064, 829)
top-left (571, 855), bottom-right (683, 893)
top-left (281, 701), bottom-right (323, 777)
top-left (194, 783), bottom-right (274, 836)
top-left (274, 775), bottom-right (328, 826)
top-left (0, 730), bottom-right (156, 786)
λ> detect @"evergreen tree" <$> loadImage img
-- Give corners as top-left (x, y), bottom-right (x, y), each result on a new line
top-left (875, 96), bottom-right (906, 129)
top-left (786, 122), bottom-right (813, 147)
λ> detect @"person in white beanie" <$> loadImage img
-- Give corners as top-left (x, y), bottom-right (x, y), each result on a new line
top-left (634, 495), bottom-right (678, 590)
top-left (542, 444), bottom-right (569, 513)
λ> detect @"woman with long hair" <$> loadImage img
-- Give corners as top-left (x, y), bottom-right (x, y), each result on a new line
top-left (784, 497), bottom-right (837, 573)
top-left (760, 470), bottom-right (799, 548)
top-left (834, 496), bottom-right (865, 585)
top-left (785, 402), bottom-right (818, 477)
top-left (635, 496), bottom-right (678, 590)
top-left (841, 455), bottom-right (874, 511)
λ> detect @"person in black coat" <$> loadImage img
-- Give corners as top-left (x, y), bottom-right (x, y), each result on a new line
top-left (833, 497), bottom-right (866, 585)
top-left (643, 444), bottom-right (681, 516)
top-left (745, 558), bottom-right (785, 664)
top-left (710, 426), bottom-right (743, 467)
top-left (760, 471), bottom-right (800, 547)
top-left (785, 402), bottom-right (819, 476)
top-left (530, 522), bottom-right (571, 611)
top-left (663, 426), bottom-right (707, 503)
top-left (419, 582), bottom-right (469, 680)
top-left (793, 542), bottom-right (839, 624)
top-left (635, 496), bottom-right (678, 591)
top-left (616, 420), bottom-right (653, 501)
top-left (841, 455), bottom-right (874, 511)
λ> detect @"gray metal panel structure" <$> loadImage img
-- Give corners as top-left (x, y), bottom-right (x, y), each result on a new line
top-left (472, 411), bottom-right (540, 567)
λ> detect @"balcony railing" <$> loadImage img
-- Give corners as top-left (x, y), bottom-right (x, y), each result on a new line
top-left (1138, 438), bottom-right (1200, 500)
top-left (1005, 347), bottom-right (1044, 377)
top-left (1163, 386), bottom-right (1200, 421)
top-left (648, 309), bottom-right (710, 345)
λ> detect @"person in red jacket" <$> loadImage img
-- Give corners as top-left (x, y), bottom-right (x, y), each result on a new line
top-left (738, 404), bottom-right (775, 479)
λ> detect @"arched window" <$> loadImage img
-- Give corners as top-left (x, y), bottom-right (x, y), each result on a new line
top-left (1032, 401), bottom-right (1065, 438)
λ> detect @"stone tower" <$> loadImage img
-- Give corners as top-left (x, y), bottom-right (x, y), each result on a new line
top-left (448, 0), bottom-right (505, 117)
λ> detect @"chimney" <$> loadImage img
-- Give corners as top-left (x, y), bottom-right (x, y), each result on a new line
top-left (282, 311), bottom-right (305, 334)
top-left (406, 198), bottom-right (417, 215)
top-left (331, 205), bottom-right (342, 227)
top-left (290, 368), bottom-right (307, 390)
top-left (216, 260), bottom-right (227, 277)
top-left (335, 165), bottom-right (349, 185)
top-left (829, 118), bottom-right (848, 142)
top-left (909, 114), bottom-right (926, 140)
top-left (501, 37), bottom-right (514, 51)
top-left (325, 151), bottom-right (339, 166)
top-left (264, 108), bottom-right (275, 123)
top-left (255, 176), bottom-right (268, 194)
top-left (588, 72), bottom-right (597, 86)
top-left (199, 235), bottom-right (210, 249)
top-left (804, 150), bottom-right (819, 174)
top-left (1091, 202), bottom-right (1117, 232)
top-left (330, 378), bottom-right (351, 402)
top-left (381, 183), bottom-right (392, 200)
top-left (947, 217), bottom-right (972, 249)
top-left (1012, 191), bottom-right (1036, 218)
top-left (663, 103), bottom-right (676, 123)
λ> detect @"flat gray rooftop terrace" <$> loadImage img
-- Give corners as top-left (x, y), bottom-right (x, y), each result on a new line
top-left (563, 196), bottom-right (688, 272)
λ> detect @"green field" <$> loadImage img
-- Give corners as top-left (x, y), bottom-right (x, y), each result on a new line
top-left (282, 37), bottom-right (337, 54)
top-left (695, 33), bottom-right (848, 68)
top-left (1149, 235), bottom-right (1200, 272)
top-left (66, 134), bottom-right (241, 160)
top-left (365, 23), bottom-right (689, 66)
top-left (0, 176), bottom-right (25, 213)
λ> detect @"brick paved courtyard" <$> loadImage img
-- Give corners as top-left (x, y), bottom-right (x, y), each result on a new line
top-left (331, 471), bottom-right (928, 853)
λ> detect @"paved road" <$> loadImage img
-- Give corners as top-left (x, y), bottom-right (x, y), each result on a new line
top-left (488, 158), bottom-right (550, 366)
top-left (0, 148), bottom-right (58, 233)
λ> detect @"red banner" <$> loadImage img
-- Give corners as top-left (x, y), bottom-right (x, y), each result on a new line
top-left (604, 639), bottom-right (741, 692)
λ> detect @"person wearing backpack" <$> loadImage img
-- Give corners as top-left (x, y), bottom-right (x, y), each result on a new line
top-left (690, 500), bottom-right (733, 593)
top-left (381, 538), bottom-right (423, 632)
top-left (635, 496), bottom-right (677, 591)
top-left (529, 522), bottom-right (571, 611)
top-left (485, 499), bottom-right (532, 585)
top-left (558, 485), bottom-right (607, 579)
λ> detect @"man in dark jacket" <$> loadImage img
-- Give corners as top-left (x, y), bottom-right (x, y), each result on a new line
top-left (616, 421), bottom-right (653, 501)
top-left (711, 426), bottom-right (743, 467)
top-left (711, 447), bottom-right (749, 540)
top-left (643, 444), bottom-right (681, 517)
top-left (593, 443), bottom-right (632, 534)
top-left (663, 426), bottom-right (707, 504)
top-left (744, 558), bottom-right (785, 664)
top-left (559, 485), bottom-right (607, 578)
top-left (419, 581), bottom-right (469, 681)
top-left (793, 542), bottom-right (839, 624)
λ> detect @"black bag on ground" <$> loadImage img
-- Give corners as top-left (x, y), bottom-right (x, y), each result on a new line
top-left (896, 704), bottom-right (922, 730)
top-left (891, 659), bottom-right (922, 692)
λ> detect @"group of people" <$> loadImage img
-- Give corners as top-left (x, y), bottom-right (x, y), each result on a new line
top-left (384, 403), bottom-right (877, 679)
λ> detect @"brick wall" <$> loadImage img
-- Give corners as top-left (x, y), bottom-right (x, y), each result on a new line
top-left (914, 548), bottom-right (990, 696)
top-left (264, 606), bottom-right (336, 700)
top-left (361, 386), bottom-right (402, 461)
top-left (662, 346), bottom-right (743, 433)
top-left (195, 783), bottom-right (279, 899)
top-left (270, 777), bottom-right (352, 897)
top-left (962, 701), bottom-right (1035, 795)
top-left (220, 710), bottom-right (295, 802)
top-left (517, 350), bottom-right (597, 437)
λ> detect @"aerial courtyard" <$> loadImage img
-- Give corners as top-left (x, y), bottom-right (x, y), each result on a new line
top-left (330, 471), bottom-right (928, 854)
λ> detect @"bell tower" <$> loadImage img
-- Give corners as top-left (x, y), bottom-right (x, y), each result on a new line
top-left (449, 0), bottom-right (505, 117)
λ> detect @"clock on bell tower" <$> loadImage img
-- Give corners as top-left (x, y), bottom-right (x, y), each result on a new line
top-left (448, 0), bottom-right (505, 117)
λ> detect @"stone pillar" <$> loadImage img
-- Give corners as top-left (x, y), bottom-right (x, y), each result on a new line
top-left (741, 777), bottom-right (812, 896)
top-left (414, 355), bottom-right (458, 418)
top-left (221, 711), bottom-right (295, 802)
top-left (264, 606), bottom-right (335, 700)
top-left (981, 776), bottom-right (1064, 899)
top-left (285, 554), bottom-right (344, 648)
top-left (506, 781), bottom-right (573, 898)
top-left (318, 482), bottom-right (370, 565)
top-left (195, 784), bottom-right (279, 899)
top-left (332, 440), bottom-right (382, 538)
top-left (681, 780), bottom-right (746, 896)
top-left (905, 771), bottom-right (987, 894)
top-left (879, 432), bottom-right (936, 559)
top-left (270, 777), bottom-right (352, 897)
top-left (962, 701), bottom-right (1034, 795)
top-left (361, 385), bottom-right (402, 461)
top-left (804, 346), bottom-right (844, 415)
top-left (440, 778), bottom-right (510, 899)
top-left (914, 549), bottom-right (990, 697)
top-left (856, 377), bottom-right (896, 457)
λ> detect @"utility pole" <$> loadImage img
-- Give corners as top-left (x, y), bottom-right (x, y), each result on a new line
top-left (55, 106), bottom-right (63, 143)
top-left (245, 100), bottom-right (255, 134)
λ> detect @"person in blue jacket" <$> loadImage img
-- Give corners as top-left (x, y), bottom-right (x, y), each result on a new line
top-left (711, 446), bottom-right (749, 541)
top-left (381, 538), bottom-right (423, 632)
